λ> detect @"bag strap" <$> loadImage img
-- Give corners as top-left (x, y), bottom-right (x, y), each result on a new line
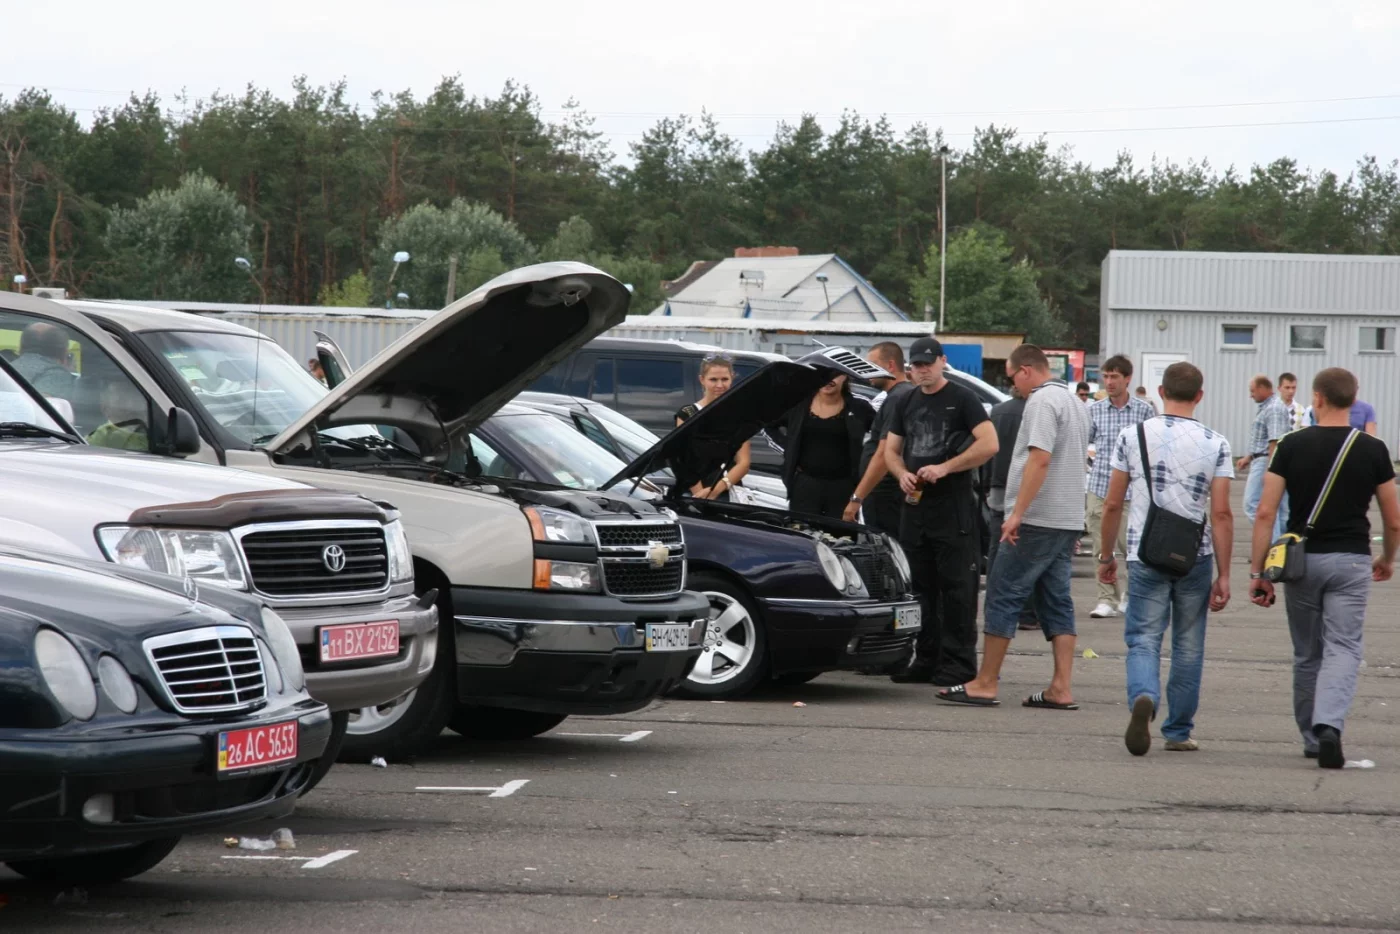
top-left (1305, 429), bottom-right (1361, 532)
top-left (1136, 421), bottom-right (1156, 508)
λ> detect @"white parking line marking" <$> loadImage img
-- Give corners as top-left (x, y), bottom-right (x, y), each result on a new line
top-left (556, 730), bottom-right (652, 743)
top-left (223, 855), bottom-right (305, 861)
top-left (301, 849), bottom-right (358, 869)
top-left (414, 779), bottom-right (530, 797)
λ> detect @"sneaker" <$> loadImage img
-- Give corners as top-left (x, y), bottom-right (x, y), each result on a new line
top-left (1125, 695), bottom-right (1154, 756)
top-left (1118, 596), bottom-right (1130, 614)
top-left (1089, 602), bottom-right (1119, 618)
top-left (1314, 724), bottom-right (1344, 769)
top-left (1164, 738), bottom-right (1199, 752)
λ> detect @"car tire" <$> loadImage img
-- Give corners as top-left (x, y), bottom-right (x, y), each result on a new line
top-left (301, 710), bottom-right (348, 794)
top-left (673, 572), bottom-right (769, 700)
top-left (773, 671), bottom-right (821, 686)
top-left (339, 588), bottom-right (456, 763)
top-left (447, 707), bottom-right (567, 740)
top-left (5, 837), bottom-right (181, 884)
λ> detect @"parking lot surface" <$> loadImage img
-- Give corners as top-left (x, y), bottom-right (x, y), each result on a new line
top-left (9, 516), bottom-right (1400, 933)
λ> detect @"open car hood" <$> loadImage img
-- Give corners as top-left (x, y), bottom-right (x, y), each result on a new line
top-left (602, 347), bottom-right (890, 492)
top-left (267, 262), bottom-right (631, 456)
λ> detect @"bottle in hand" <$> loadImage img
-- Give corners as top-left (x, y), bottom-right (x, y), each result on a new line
top-left (905, 477), bottom-right (924, 506)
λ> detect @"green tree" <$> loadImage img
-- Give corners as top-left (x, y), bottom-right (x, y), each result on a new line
top-left (102, 171), bottom-right (253, 300)
top-left (372, 199), bottom-right (536, 307)
top-left (911, 226), bottom-right (1065, 345)
top-left (317, 270), bottom-right (373, 306)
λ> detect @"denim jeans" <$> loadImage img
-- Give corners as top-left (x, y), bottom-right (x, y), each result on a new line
top-left (1124, 556), bottom-right (1213, 742)
top-left (983, 524), bottom-right (1079, 640)
top-left (1243, 458), bottom-right (1287, 540)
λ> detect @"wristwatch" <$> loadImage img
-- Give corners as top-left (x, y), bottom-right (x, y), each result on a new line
top-left (849, 494), bottom-right (864, 505)
top-left (1249, 571), bottom-right (1264, 580)
top-left (1097, 554), bottom-right (1115, 564)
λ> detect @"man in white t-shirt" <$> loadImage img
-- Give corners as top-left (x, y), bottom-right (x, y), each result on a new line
top-left (1097, 362), bottom-right (1235, 756)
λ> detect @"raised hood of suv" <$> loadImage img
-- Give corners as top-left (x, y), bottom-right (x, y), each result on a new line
top-left (603, 347), bottom-right (891, 493)
top-left (267, 262), bottom-right (631, 456)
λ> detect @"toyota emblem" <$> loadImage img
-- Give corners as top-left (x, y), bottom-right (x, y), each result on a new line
top-left (322, 544), bottom-right (347, 573)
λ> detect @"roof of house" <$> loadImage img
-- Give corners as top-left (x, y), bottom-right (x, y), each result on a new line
top-left (651, 253), bottom-right (909, 322)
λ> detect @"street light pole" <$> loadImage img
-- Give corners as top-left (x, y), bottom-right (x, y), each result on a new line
top-left (816, 273), bottom-right (831, 320)
top-left (938, 145), bottom-right (949, 334)
top-left (386, 250), bottom-right (410, 309)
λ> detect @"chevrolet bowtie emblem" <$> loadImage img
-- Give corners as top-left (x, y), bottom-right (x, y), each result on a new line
top-left (647, 541), bottom-right (670, 569)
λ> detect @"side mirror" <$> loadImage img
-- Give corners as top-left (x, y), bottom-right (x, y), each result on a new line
top-left (160, 406), bottom-right (202, 456)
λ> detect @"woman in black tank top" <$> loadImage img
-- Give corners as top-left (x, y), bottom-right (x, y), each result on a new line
top-left (778, 373), bottom-right (874, 518)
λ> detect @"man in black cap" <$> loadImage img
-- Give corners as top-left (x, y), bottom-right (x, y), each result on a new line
top-left (884, 336), bottom-right (999, 685)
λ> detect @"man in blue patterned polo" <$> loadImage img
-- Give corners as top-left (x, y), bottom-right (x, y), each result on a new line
top-left (1085, 355), bottom-right (1155, 619)
top-left (1238, 374), bottom-right (1291, 541)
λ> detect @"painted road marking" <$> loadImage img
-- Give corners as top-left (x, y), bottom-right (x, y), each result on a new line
top-left (415, 779), bottom-right (530, 797)
top-left (556, 730), bottom-right (652, 743)
top-left (221, 850), bottom-right (358, 869)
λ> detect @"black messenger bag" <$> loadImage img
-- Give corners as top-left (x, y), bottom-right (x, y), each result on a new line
top-left (1135, 422), bottom-right (1208, 578)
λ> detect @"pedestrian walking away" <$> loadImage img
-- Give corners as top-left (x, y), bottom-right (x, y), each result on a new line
top-left (1085, 354), bottom-right (1155, 619)
top-left (845, 341), bottom-right (913, 534)
top-left (936, 343), bottom-right (1090, 709)
top-left (1250, 367), bottom-right (1400, 768)
top-left (982, 383), bottom-right (1040, 630)
top-left (675, 354), bottom-right (752, 501)
top-left (777, 370), bottom-right (874, 518)
top-left (1097, 362), bottom-right (1234, 756)
top-left (1240, 374), bottom-right (1291, 540)
top-left (884, 336), bottom-right (999, 686)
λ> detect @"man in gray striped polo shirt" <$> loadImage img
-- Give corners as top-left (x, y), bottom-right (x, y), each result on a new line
top-left (937, 343), bottom-right (1091, 709)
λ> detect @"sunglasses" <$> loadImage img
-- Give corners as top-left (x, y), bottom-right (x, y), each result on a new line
top-left (701, 353), bottom-right (733, 365)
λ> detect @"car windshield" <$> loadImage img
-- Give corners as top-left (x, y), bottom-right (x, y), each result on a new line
top-left (484, 410), bottom-right (629, 490)
top-left (140, 330), bottom-right (376, 446)
top-left (0, 361), bottom-right (70, 435)
top-left (587, 403), bottom-right (660, 452)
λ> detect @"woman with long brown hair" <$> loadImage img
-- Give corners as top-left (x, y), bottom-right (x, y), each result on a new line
top-left (674, 354), bottom-right (752, 501)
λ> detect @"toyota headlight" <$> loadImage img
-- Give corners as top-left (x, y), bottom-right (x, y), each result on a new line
top-left (886, 536), bottom-right (912, 586)
top-left (96, 526), bottom-right (247, 590)
top-left (815, 542), bottom-right (847, 592)
top-left (384, 519), bottom-right (413, 583)
top-left (260, 607), bottom-right (305, 693)
top-left (35, 629), bottom-right (97, 720)
top-left (523, 506), bottom-right (595, 545)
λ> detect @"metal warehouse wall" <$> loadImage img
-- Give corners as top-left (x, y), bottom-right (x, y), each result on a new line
top-left (210, 312), bottom-right (424, 370)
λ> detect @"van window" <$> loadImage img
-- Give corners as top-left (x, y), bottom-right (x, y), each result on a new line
top-left (615, 358), bottom-right (686, 423)
top-left (0, 311), bottom-right (153, 452)
top-left (592, 358), bottom-right (615, 401)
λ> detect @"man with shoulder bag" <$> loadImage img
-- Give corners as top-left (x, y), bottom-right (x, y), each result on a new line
top-left (1098, 363), bottom-right (1234, 756)
top-left (1250, 367), bottom-right (1400, 769)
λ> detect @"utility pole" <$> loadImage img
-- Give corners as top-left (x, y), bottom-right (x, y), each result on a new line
top-left (445, 255), bottom-right (458, 306)
top-left (938, 145), bottom-right (949, 334)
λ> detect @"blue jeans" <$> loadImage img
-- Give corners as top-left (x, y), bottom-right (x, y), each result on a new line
top-left (1124, 556), bottom-right (1213, 742)
top-left (1243, 458), bottom-right (1287, 540)
top-left (983, 524), bottom-right (1079, 640)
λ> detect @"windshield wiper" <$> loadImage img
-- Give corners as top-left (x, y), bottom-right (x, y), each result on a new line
top-left (0, 422), bottom-right (81, 442)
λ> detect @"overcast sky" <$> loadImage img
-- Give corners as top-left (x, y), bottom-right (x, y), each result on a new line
top-left (10, 0), bottom-right (1400, 177)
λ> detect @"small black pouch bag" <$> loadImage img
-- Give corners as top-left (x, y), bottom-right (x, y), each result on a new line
top-left (1135, 422), bottom-right (1207, 578)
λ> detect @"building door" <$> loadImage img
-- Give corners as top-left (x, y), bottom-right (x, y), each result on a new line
top-left (1140, 352), bottom-right (1189, 397)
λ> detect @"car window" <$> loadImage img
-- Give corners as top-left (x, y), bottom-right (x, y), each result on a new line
top-left (734, 362), bottom-right (760, 386)
top-left (572, 413), bottom-right (618, 455)
top-left (615, 357), bottom-right (686, 424)
top-left (485, 411), bottom-right (629, 490)
top-left (592, 358), bottom-right (615, 402)
top-left (0, 310), bottom-right (153, 452)
top-left (469, 433), bottom-right (520, 480)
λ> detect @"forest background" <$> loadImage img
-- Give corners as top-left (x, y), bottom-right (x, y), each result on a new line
top-left (3, 77), bottom-right (1399, 348)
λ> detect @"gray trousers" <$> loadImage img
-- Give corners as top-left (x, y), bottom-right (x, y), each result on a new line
top-left (1283, 551), bottom-right (1372, 746)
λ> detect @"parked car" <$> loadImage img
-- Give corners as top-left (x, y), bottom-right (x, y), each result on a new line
top-left (465, 350), bottom-right (922, 698)
top-left (0, 296), bottom-right (437, 786)
top-left (0, 547), bottom-right (331, 884)
top-left (54, 264), bottom-right (708, 757)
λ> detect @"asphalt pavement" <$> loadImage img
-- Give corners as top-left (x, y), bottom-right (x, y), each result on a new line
top-left (8, 492), bottom-right (1400, 933)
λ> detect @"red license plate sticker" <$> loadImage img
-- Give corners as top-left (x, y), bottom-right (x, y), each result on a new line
top-left (319, 620), bottom-right (400, 663)
top-left (218, 721), bottom-right (298, 773)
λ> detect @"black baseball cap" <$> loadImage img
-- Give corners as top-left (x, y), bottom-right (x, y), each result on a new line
top-left (909, 337), bottom-right (945, 364)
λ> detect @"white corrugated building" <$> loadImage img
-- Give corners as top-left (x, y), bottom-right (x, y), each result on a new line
top-left (1100, 250), bottom-right (1400, 455)
top-left (654, 253), bottom-right (911, 321)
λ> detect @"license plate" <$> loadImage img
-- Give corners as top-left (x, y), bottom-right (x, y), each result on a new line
top-left (218, 721), bottom-right (298, 774)
top-left (319, 620), bottom-right (400, 663)
top-left (894, 605), bottom-right (922, 630)
top-left (645, 623), bottom-right (691, 652)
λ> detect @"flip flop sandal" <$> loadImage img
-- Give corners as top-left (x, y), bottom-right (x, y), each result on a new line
top-left (1023, 691), bottom-right (1079, 711)
top-left (936, 684), bottom-right (999, 707)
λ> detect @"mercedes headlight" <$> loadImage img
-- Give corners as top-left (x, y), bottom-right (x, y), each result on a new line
top-left (260, 607), bottom-right (305, 693)
top-left (815, 542), bottom-right (847, 592)
top-left (384, 519), bottom-right (413, 583)
top-left (523, 506), bottom-right (595, 545)
top-left (838, 556), bottom-right (869, 598)
top-left (96, 526), bottom-right (247, 590)
top-left (258, 639), bottom-right (285, 695)
top-left (96, 655), bottom-right (139, 714)
top-left (35, 629), bottom-right (97, 720)
top-left (886, 536), bottom-right (912, 586)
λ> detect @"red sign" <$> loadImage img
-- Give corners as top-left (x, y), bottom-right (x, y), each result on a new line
top-left (319, 620), bottom-right (400, 663)
top-left (218, 721), bottom-right (298, 773)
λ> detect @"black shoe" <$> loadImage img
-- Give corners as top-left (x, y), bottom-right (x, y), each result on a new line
top-left (1313, 725), bottom-right (1344, 769)
top-left (1303, 749), bottom-right (1319, 760)
top-left (890, 667), bottom-right (935, 684)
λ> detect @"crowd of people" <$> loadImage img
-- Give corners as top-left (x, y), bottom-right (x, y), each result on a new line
top-left (674, 342), bottom-right (1399, 768)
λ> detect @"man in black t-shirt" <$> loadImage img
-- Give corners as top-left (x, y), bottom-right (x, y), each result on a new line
top-left (1250, 367), bottom-right (1400, 769)
top-left (884, 337), bottom-right (999, 685)
top-left (844, 341), bottom-right (913, 535)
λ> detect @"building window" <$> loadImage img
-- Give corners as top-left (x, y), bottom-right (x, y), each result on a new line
top-left (1359, 326), bottom-right (1395, 353)
top-left (1221, 324), bottom-right (1256, 348)
top-left (1289, 325), bottom-right (1327, 352)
